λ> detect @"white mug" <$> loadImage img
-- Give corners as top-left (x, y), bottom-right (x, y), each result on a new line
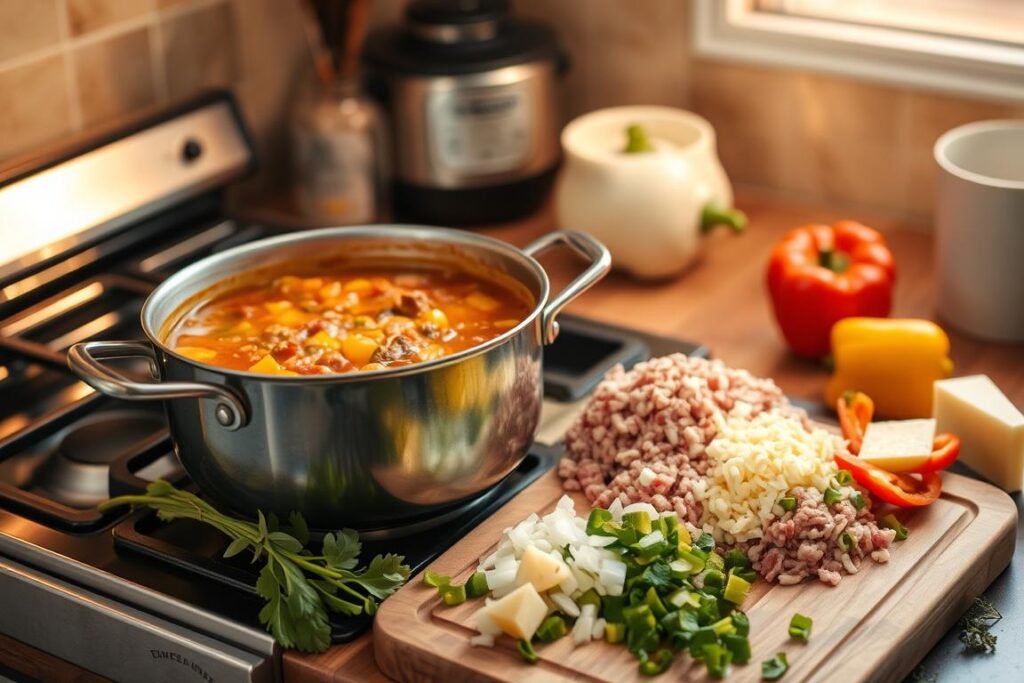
top-left (934, 120), bottom-right (1024, 342)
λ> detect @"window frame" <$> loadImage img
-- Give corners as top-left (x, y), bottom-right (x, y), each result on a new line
top-left (692, 0), bottom-right (1024, 103)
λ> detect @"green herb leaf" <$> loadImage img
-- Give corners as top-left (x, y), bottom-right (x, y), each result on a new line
top-left (958, 596), bottom-right (1002, 654)
top-left (323, 529), bottom-right (361, 571)
top-left (353, 553), bottom-right (412, 600)
top-left (223, 536), bottom-right (250, 559)
top-left (288, 511), bottom-right (311, 546)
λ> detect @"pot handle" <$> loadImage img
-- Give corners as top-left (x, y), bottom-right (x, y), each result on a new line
top-left (67, 340), bottom-right (249, 431)
top-left (523, 230), bottom-right (611, 345)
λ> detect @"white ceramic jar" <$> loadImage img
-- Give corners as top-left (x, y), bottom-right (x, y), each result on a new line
top-left (555, 106), bottom-right (740, 279)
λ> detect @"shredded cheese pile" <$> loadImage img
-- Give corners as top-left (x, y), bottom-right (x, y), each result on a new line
top-left (693, 410), bottom-right (841, 543)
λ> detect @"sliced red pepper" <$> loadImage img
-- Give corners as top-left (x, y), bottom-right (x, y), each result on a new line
top-left (837, 390), bottom-right (874, 455)
top-left (907, 433), bottom-right (961, 473)
top-left (834, 451), bottom-right (941, 507)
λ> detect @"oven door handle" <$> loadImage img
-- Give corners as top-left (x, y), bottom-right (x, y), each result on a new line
top-left (524, 229), bottom-right (611, 345)
top-left (67, 340), bottom-right (248, 431)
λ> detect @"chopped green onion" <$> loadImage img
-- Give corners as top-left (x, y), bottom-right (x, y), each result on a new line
top-left (706, 551), bottom-right (726, 572)
top-left (722, 634), bottom-right (751, 664)
top-left (536, 614), bottom-right (568, 642)
top-left (836, 469), bottom-right (854, 486)
top-left (723, 573), bottom-right (752, 604)
top-left (604, 622), bottom-right (627, 643)
top-left (711, 615), bottom-right (737, 637)
top-left (465, 572), bottom-right (489, 598)
top-left (645, 586), bottom-right (669, 619)
top-left (625, 605), bottom-right (660, 655)
top-left (732, 566), bottom-right (758, 584)
top-left (838, 532), bottom-right (856, 553)
top-left (789, 613), bottom-right (813, 642)
top-left (623, 510), bottom-right (653, 534)
top-left (440, 583), bottom-right (466, 606)
top-left (639, 648), bottom-right (674, 676)
top-left (578, 588), bottom-right (601, 610)
top-left (695, 532), bottom-right (716, 553)
top-left (423, 569), bottom-right (450, 587)
top-left (850, 491), bottom-right (866, 510)
top-left (586, 508), bottom-right (613, 535)
top-left (725, 548), bottom-right (750, 570)
top-left (762, 652), bottom-right (788, 680)
top-left (675, 523), bottom-right (693, 547)
top-left (731, 611), bottom-right (750, 637)
top-left (881, 513), bottom-right (909, 540)
top-left (517, 639), bottom-right (539, 664)
top-left (697, 594), bottom-right (721, 625)
top-left (703, 643), bottom-right (733, 679)
top-left (666, 588), bottom-right (701, 610)
top-left (688, 626), bottom-right (718, 659)
top-left (702, 569), bottom-right (726, 591)
top-left (824, 487), bottom-right (842, 505)
top-left (602, 594), bottom-right (627, 623)
top-left (677, 549), bottom-right (707, 574)
top-left (778, 496), bottom-right (797, 512)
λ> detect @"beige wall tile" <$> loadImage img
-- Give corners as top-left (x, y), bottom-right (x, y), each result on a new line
top-left (0, 0), bottom-right (61, 61)
top-left (161, 0), bottom-right (239, 98)
top-left (68, 0), bottom-right (152, 36)
top-left (73, 27), bottom-right (156, 126)
top-left (0, 55), bottom-right (72, 159)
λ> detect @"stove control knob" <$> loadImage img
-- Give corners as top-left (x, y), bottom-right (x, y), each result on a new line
top-left (181, 138), bottom-right (203, 164)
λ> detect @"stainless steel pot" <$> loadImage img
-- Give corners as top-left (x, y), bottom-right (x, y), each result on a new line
top-left (67, 226), bottom-right (609, 530)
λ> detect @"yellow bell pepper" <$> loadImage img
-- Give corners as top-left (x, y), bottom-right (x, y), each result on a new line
top-left (826, 318), bottom-right (953, 419)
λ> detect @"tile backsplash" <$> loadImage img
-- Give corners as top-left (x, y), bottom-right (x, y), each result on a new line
top-left (1, 0), bottom-right (1020, 222)
top-left (0, 0), bottom-right (251, 160)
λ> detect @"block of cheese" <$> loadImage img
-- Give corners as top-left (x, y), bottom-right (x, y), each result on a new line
top-left (482, 583), bottom-right (548, 641)
top-left (933, 375), bottom-right (1024, 492)
top-left (515, 545), bottom-right (570, 592)
top-left (859, 419), bottom-right (937, 472)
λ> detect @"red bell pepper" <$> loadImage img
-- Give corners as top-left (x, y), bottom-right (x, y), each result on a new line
top-left (834, 451), bottom-right (942, 507)
top-left (767, 221), bottom-right (896, 359)
top-left (836, 390), bottom-right (874, 455)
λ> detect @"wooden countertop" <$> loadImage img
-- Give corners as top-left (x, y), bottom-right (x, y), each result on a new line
top-left (283, 193), bottom-right (1024, 681)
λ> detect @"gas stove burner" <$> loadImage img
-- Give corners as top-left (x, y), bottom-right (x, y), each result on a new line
top-left (31, 410), bottom-right (165, 508)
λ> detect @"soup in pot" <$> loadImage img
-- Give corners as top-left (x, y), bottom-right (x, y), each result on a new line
top-left (164, 262), bottom-right (533, 376)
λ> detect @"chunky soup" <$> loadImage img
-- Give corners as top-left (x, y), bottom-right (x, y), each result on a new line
top-left (165, 263), bottom-right (533, 376)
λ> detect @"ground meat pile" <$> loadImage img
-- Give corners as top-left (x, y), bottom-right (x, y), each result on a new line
top-left (748, 486), bottom-right (896, 586)
top-left (558, 354), bottom-right (801, 526)
top-left (558, 353), bottom-right (897, 586)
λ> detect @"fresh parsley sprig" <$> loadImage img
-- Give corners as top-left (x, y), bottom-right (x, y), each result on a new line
top-left (99, 480), bottom-right (410, 653)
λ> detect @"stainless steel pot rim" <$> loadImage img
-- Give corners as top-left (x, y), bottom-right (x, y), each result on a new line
top-left (140, 224), bottom-right (551, 383)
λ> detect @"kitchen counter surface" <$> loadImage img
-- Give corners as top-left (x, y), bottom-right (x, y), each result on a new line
top-left (284, 193), bottom-right (1023, 682)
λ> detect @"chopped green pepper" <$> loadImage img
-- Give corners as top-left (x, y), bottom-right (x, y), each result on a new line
top-left (623, 124), bottom-right (656, 154)
top-left (824, 487), bottom-right (843, 505)
top-left (838, 532), bottom-right (856, 553)
top-left (625, 605), bottom-right (660, 655)
top-left (676, 549), bottom-right (707, 575)
top-left (623, 511), bottom-right (653, 535)
top-left (602, 594), bottom-right (627, 623)
top-left (722, 634), bottom-right (751, 664)
top-left (789, 613), bottom-right (812, 642)
top-left (586, 508), bottom-right (613, 535)
top-left (703, 643), bottom-right (733, 679)
top-left (666, 588), bottom-right (701, 610)
top-left (762, 652), bottom-right (788, 680)
top-left (778, 496), bottom-right (797, 512)
top-left (725, 548), bottom-right (750, 570)
top-left (850, 491), bottom-right (866, 510)
top-left (465, 572), bottom-right (489, 598)
top-left (517, 639), bottom-right (539, 664)
top-left (710, 615), bottom-right (737, 637)
top-left (706, 551), bottom-right (726, 572)
top-left (702, 569), bottom-right (726, 591)
top-left (440, 583), bottom-right (466, 606)
top-left (578, 588), bottom-right (601, 611)
top-left (423, 569), bottom-right (450, 587)
top-left (881, 513), bottom-right (909, 540)
top-left (536, 614), bottom-right (568, 642)
top-left (836, 469), bottom-right (854, 486)
top-left (645, 586), bottom-right (669, 619)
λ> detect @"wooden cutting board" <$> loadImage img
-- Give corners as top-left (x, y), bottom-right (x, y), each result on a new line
top-left (373, 466), bottom-right (1017, 683)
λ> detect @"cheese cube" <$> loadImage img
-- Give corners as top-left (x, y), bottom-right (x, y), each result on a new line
top-left (514, 545), bottom-right (570, 592)
top-left (934, 375), bottom-right (1024, 492)
top-left (859, 419), bottom-right (936, 472)
top-left (481, 583), bottom-right (548, 641)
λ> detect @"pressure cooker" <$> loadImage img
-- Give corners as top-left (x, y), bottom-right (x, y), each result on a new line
top-left (364, 0), bottom-right (566, 225)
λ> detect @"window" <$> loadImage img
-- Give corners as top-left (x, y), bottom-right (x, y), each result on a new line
top-left (693, 0), bottom-right (1024, 101)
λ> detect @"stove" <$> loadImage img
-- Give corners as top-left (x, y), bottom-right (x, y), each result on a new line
top-left (0, 92), bottom-right (708, 682)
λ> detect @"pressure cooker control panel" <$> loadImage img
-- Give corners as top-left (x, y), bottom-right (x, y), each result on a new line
top-left (426, 82), bottom-right (532, 175)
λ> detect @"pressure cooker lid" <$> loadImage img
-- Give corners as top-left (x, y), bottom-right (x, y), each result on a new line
top-left (363, 0), bottom-right (563, 76)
